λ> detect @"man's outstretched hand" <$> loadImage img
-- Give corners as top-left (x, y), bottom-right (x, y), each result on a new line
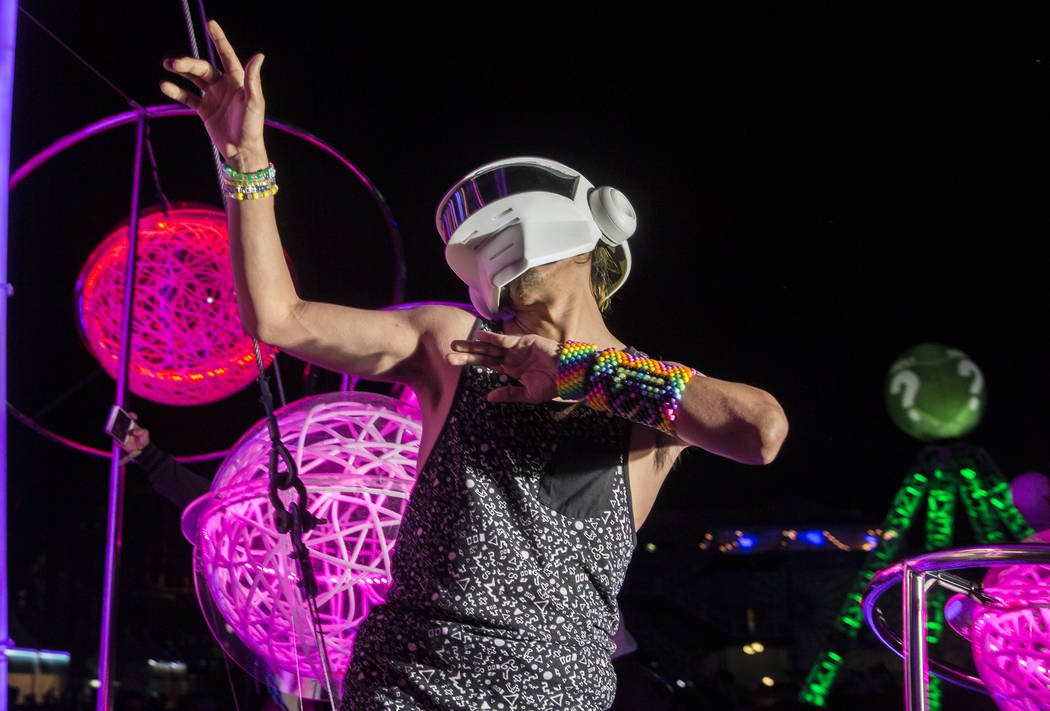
top-left (160, 20), bottom-right (267, 169)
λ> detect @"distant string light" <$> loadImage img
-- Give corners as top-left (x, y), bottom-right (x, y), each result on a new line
top-left (654, 526), bottom-right (887, 554)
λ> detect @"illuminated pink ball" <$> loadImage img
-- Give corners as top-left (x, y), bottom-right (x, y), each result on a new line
top-left (181, 391), bottom-right (421, 699)
top-left (1011, 472), bottom-right (1050, 532)
top-left (75, 204), bottom-right (274, 406)
top-left (967, 531), bottom-right (1050, 711)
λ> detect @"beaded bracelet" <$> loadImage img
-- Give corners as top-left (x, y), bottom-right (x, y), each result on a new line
top-left (221, 162), bottom-right (279, 201)
top-left (556, 340), bottom-right (699, 435)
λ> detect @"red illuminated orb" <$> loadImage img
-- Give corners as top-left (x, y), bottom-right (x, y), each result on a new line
top-left (75, 204), bottom-right (275, 406)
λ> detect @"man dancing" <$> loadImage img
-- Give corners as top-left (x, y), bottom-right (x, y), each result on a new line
top-left (162, 21), bottom-right (788, 710)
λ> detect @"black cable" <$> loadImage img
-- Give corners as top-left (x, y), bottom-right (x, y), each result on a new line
top-left (173, 4), bottom-right (335, 701)
top-left (17, 5), bottom-right (142, 110)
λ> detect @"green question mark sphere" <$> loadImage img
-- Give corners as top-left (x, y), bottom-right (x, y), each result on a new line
top-left (884, 343), bottom-right (987, 441)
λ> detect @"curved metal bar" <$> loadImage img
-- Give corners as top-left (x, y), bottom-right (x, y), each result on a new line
top-left (863, 545), bottom-right (1050, 697)
top-left (6, 401), bottom-right (228, 462)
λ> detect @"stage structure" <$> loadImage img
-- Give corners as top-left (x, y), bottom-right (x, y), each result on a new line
top-left (182, 391), bottom-right (422, 701)
top-left (799, 344), bottom-right (1034, 708)
top-left (0, 1), bottom-right (18, 704)
top-left (9, 103), bottom-right (404, 458)
top-left (9, 99), bottom-right (405, 709)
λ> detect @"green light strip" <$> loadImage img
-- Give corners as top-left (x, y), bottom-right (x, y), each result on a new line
top-left (984, 471), bottom-right (1036, 540)
top-left (928, 674), bottom-right (942, 711)
top-left (834, 470), bottom-right (929, 635)
top-left (926, 469), bottom-right (956, 551)
top-left (958, 470), bottom-right (1004, 543)
top-left (799, 471), bottom-right (931, 705)
top-left (799, 648), bottom-right (844, 706)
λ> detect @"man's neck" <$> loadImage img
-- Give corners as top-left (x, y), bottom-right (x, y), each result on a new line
top-left (504, 293), bottom-right (623, 350)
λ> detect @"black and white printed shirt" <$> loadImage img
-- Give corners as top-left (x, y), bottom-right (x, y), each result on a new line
top-left (341, 320), bottom-right (638, 711)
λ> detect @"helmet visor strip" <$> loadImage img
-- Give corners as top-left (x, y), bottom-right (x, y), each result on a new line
top-left (436, 162), bottom-right (581, 243)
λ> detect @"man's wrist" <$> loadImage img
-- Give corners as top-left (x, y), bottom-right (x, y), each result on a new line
top-left (225, 149), bottom-right (270, 174)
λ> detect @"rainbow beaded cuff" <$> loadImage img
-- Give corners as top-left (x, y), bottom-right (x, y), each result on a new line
top-left (556, 340), bottom-right (698, 435)
top-left (221, 162), bottom-right (279, 200)
top-left (556, 341), bottom-right (599, 400)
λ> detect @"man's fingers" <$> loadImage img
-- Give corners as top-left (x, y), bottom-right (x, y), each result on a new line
top-left (243, 53), bottom-right (265, 105)
top-left (473, 330), bottom-right (516, 347)
top-left (163, 57), bottom-right (221, 88)
top-left (159, 80), bottom-right (201, 110)
top-left (207, 20), bottom-right (245, 78)
top-left (447, 351), bottom-right (500, 368)
top-left (450, 339), bottom-right (504, 358)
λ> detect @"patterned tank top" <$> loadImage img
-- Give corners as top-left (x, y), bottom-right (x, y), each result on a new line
top-left (340, 320), bottom-right (638, 710)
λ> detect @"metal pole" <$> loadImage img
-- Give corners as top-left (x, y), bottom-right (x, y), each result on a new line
top-left (95, 112), bottom-right (146, 711)
top-left (0, 2), bottom-right (19, 708)
top-left (902, 564), bottom-right (930, 711)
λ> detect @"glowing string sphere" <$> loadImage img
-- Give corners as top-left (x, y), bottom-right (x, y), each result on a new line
top-left (181, 391), bottom-right (421, 699)
top-left (75, 204), bottom-right (274, 406)
top-left (947, 532), bottom-right (1050, 711)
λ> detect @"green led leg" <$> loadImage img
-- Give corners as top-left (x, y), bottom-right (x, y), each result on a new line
top-left (928, 673), bottom-right (943, 711)
top-left (798, 470), bottom-right (930, 705)
top-left (974, 452), bottom-right (1035, 540)
top-left (925, 586), bottom-right (948, 711)
top-left (926, 469), bottom-right (956, 551)
top-left (799, 649), bottom-right (845, 707)
top-left (835, 471), bottom-right (930, 634)
top-left (959, 467), bottom-right (1005, 543)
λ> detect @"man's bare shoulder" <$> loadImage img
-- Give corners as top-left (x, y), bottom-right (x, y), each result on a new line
top-left (395, 304), bottom-right (479, 410)
top-left (402, 303), bottom-right (479, 339)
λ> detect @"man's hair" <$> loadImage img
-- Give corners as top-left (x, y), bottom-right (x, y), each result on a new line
top-left (589, 242), bottom-right (624, 313)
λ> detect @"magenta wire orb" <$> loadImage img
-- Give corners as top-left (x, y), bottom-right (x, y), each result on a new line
top-left (74, 204), bottom-right (275, 406)
top-left (181, 391), bottom-right (421, 699)
top-left (967, 540), bottom-right (1050, 711)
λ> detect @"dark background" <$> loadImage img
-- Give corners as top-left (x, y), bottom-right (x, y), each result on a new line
top-left (6, 3), bottom-right (1049, 709)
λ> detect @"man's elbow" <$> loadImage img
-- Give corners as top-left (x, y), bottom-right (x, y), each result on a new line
top-left (753, 406), bottom-right (788, 465)
top-left (240, 300), bottom-right (300, 347)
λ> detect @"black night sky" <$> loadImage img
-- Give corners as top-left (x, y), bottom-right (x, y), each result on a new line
top-left (5, 3), bottom-right (1050, 710)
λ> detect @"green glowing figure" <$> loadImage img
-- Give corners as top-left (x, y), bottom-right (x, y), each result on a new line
top-left (799, 346), bottom-right (1031, 709)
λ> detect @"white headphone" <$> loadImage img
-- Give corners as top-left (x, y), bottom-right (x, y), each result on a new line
top-left (588, 185), bottom-right (637, 246)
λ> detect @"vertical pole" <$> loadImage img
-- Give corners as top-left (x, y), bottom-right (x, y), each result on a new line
top-left (95, 112), bottom-right (146, 711)
top-left (902, 565), bottom-right (930, 711)
top-left (0, 1), bottom-right (19, 708)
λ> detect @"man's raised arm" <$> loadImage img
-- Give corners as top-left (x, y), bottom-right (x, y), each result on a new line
top-left (160, 20), bottom-right (435, 383)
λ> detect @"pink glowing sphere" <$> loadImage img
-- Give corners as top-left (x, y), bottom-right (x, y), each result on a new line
top-left (181, 391), bottom-right (421, 699)
top-left (75, 204), bottom-right (275, 406)
top-left (955, 533), bottom-right (1050, 711)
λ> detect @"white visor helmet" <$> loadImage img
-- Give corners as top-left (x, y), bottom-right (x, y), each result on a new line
top-left (435, 157), bottom-right (636, 319)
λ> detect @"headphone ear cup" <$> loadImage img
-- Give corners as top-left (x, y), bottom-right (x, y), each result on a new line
top-left (588, 186), bottom-right (637, 246)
